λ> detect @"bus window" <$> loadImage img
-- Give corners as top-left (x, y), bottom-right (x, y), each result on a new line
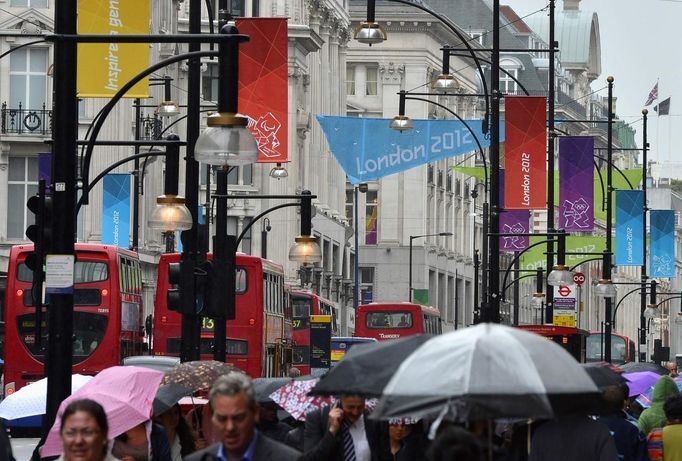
top-left (236, 268), bottom-right (248, 294)
top-left (18, 261), bottom-right (108, 284)
top-left (292, 296), bottom-right (312, 318)
top-left (366, 312), bottom-right (412, 329)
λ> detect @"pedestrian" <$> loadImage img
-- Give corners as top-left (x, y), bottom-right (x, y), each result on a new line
top-left (256, 401), bottom-right (292, 444)
top-left (57, 398), bottom-right (119, 461)
top-left (185, 371), bottom-right (301, 461)
top-left (153, 404), bottom-right (196, 460)
top-left (666, 362), bottom-right (679, 379)
top-left (426, 424), bottom-right (483, 461)
top-left (303, 395), bottom-right (383, 461)
top-left (647, 394), bottom-right (682, 460)
top-left (110, 421), bottom-right (172, 460)
top-left (597, 383), bottom-right (648, 461)
top-left (528, 415), bottom-right (618, 461)
top-left (381, 418), bottom-right (425, 461)
top-left (288, 367), bottom-right (302, 378)
top-left (639, 375), bottom-right (681, 436)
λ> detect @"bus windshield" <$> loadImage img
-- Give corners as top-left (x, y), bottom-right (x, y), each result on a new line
top-left (292, 296), bottom-right (312, 319)
top-left (586, 334), bottom-right (628, 364)
top-left (366, 311), bottom-right (413, 329)
top-left (17, 261), bottom-right (109, 283)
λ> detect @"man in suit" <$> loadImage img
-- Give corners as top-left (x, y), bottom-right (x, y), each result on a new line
top-left (186, 371), bottom-right (301, 461)
top-left (303, 396), bottom-right (383, 461)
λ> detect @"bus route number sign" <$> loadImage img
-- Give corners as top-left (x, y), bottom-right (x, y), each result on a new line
top-left (573, 272), bottom-right (585, 286)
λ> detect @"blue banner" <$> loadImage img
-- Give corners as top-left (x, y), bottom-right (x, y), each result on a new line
top-left (317, 116), bottom-right (501, 184)
top-left (102, 173), bottom-right (131, 248)
top-left (650, 210), bottom-right (676, 278)
top-left (615, 190), bottom-right (644, 266)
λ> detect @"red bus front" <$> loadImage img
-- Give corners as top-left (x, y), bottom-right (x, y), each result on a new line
top-left (586, 331), bottom-right (636, 364)
top-left (290, 290), bottom-right (339, 375)
top-left (354, 303), bottom-right (441, 340)
top-left (153, 253), bottom-right (291, 378)
top-left (4, 244), bottom-right (144, 395)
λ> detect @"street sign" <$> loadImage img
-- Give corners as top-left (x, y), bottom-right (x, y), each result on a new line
top-left (553, 284), bottom-right (577, 327)
top-left (573, 271), bottom-right (586, 286)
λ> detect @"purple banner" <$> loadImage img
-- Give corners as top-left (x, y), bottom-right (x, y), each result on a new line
top-left (559, 136), bottom-right (594, 231)
top-left (500, 170), bottom-right (530, 251)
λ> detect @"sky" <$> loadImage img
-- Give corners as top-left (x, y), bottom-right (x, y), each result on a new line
top-left (510, 0), bottom-right (682, 164)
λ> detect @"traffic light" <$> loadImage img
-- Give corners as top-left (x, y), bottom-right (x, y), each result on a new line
top-left (194, 260), bottom-right (213, 317)
top-left (203, 236), bottom-right (236, 320)
top-left (167, 259), bottom-right (196, 315)
top-left (25, 182), bottom-right (52, 307)
top-left (167, 261), bottom-right (182, 312)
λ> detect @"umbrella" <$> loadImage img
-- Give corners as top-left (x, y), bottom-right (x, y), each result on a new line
top-left (623, 371), bottom-right (662, 397)
top-left (373, 323), bottom-right (601, 421)
top-left (635, 377), bottom-right (682, 408)
top-left (0, 374), bottom-right (93, 421)
top-left (41, 366), bottom-right (164, 457)
top-left (581, 362), bottom-right (626, 390)
top-left (269, 377), bottom-right (332, 421)
top-left (153, 383), bottom-right (193, 416)
top-left (310, 334), bottom-right (433, 397)
top-left (253, 377), bottom-right (291, 404)
top-left (162, 360), bottom-right (238, 392)
top-left (619, 361), bottom-right (668, 375)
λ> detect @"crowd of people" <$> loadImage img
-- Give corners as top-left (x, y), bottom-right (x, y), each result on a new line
top-left (4, 364), bottom-right (682, 460)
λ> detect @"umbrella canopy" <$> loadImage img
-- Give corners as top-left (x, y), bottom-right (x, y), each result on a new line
top-left (253, 377), bottom-right (291, 404)
top-left (581, 363), bottom-right (626, 390)
top-left (310, 334), bottom-right (433, 397)
top-left (42, 366), bottom-right (164, 457)
top-left (636, 377), bottom-right (682, 408)
top-left (0, 374), bottom-right (93, 421)
top-left (162, 360), bottom-right (238, 392)
top-left (269, 378), bottom-right (332, 421)
top-left (373, 324), bottom-right (600, 421)
top-left (624, 371), bottom-right (662, 397)
top-left (154, 383), bottom-right (193, 416)
top-left (619, 362), bottom-right (668, 375)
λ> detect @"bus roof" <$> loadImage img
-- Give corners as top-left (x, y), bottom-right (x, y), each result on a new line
top-left (10, 243), bottom-right (137, 258)
top-left (158, 252), bottom-right (284, 273)
top-left (516, 325), bottom-right (590, 336)
top-left (289, 289), bottom-right (335, 305)
top-left (358, 302), bottom-right (440, 316)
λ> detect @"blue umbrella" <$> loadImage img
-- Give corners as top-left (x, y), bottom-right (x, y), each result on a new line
top-left (635, 377), bottom-right (682, 408)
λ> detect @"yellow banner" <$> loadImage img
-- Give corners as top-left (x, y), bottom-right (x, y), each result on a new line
top-left (77, 0), bottom-right (150, 98)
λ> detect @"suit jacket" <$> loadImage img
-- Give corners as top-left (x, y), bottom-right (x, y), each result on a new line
top-left (302, 407), bottom-right (383, 461)
top-left (185, 433), bottom-right (301, 461)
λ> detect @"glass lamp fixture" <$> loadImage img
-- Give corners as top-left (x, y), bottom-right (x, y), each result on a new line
top-left (389, 115), bottom-right (413, 132)
top-left (269, 163), bottom-right (289, 180)
top-left (547, 264), bottom-right (574, 287)
top-left (531, 292), bottom-right (544, 309)
top-left (148, 195), bottom-right (193, 231)
top-left (644, 304), bottom-right (661, 320)
top-left (194, 112), bottom-right (259, 166)
top-left (156, 100), bottom-right (180, 118)
top-left (288, 235), bottom-right (322, 265)
top-left (431, 73), bottom-right (459, 92)
top-left (354, 21), bottom-right (387, 45)
top-left (594, 279), bottom-right (617, 299)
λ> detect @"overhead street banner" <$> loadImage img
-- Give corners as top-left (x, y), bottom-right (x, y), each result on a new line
top-left (615, 190), bottom-right (644, 266)
top-left (500, 170), bottom-right (529, 252)
top-left (102, 173), bottom-right (131, 248)
top-left (559, 136), bottom-right (594, 231)
top-left (77, 0), bottom-right (150, 98)
top-left (650, 210), bottom-right (676, 278)
top-left (504, 96), bottom-right (547, 209)
top-left (317, 116), bottom-right (502, 184)
top-left (236, 18), bottom-right (288, 163)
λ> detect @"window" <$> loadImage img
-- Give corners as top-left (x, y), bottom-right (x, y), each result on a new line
top-left (366, 67), bottom-right (378, 96)
top-left (365, 191), bottom-right (378, 245)
top-left (10, 0), bottom-right (48, 7)
top-left (366, 311), bottom-right (412, 329)
top-left (345, 188), bottom-right (354, 227)
top-left (241, 217), bottom-right (252, 255)
top-left (470, 32), bottom-right (484, 45)
top-left (201, 62), bottom-right (219, 103)
top-left (7, 156), bottom-right (38, 239)
top-left (500, 68), bottom-right (518, 94)
top-left (213, 0), bottom-right (245, 17)
top-left (10, 47), bottom-right (48, 110)
top-left (346, 67), bottom-right (355, 96)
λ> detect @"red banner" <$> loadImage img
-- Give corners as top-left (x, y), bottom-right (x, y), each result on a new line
top-left (236, 18), bottom-right (288, 163)
top-left (504, 96), bottom-right (547, 209)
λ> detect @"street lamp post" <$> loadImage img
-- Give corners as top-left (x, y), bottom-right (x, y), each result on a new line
top-left (354, 183), bottom-right (368, 308)
top-left (604, 76), bottom-right (615, 363)
top-left (640, 108), bottom-right (649, 361)
top-left (409, 232), bottom-right (453, 303)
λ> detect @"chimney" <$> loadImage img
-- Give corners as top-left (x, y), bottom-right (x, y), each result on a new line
top-left (564, 0), bottom-right (580, 10)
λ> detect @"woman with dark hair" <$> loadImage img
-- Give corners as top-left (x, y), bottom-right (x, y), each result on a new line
top-left (427, 425), bottom-right (483, 461)
top-left (153, 404), bottom-right (196, 460)
top-left (58, 398), bottom-right (119, 461)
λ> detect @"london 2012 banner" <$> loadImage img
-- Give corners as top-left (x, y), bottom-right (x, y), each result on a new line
top-left (102, 173), bottom-right (131, 248)
top-left (504, 96), bottom-right (547, 209)
top-left (650, 209), bottom-right (676, 278)
top-left (499, 170), bottom-right (530, 252)
top-left (236, 18), bottom-right (288, 163)
top-left (317, 116), bottom-right (499, 184)
top-left (559, 136), bottom-right (594, 231)
top-left (77, 0), bottom-right (150, 98)
top-left (615, 190), bottom-right (644, 266)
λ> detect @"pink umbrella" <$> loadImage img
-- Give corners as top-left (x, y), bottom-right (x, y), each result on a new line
top-left (41, 366), bottom-right (164, 457)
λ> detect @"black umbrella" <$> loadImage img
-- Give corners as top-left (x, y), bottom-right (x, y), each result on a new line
top-left (154, 383), bottom-right (193, 416)
top-left (310, 334), bottom-right (433, 398)
top-left (619, 361), bottom-right (668, 375)
top-left (581, 363), bottom-right (626, 390)
top-left (253, 377), bottom-right (291, 403)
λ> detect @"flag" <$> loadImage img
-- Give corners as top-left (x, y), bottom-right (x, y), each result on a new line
top-left (654, 97), bottom-right (671, 116)
top-left (644, 82), bottom-right (658, 106)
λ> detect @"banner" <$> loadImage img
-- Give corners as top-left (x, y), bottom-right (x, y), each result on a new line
top-left (317, 116), bottom-right (500, 184)
top-left (504, 96), bottom-right (547, 209)
top-left (559, 136), bottom-right (594, 231)
top-left (521, 235), bottom-right (606, 271)
top-left (650, 210), bottom-right (676, 278)
top-left (77, 0), bottom-right (150, 98)
top-left (236, 18), bottom-right (288, 163)
top-left (499, 170), bottom-right (529, 252)
top-left (102, 173), bottom-right (131, 248)
top-left (615, 190), bottom-right (644, 266)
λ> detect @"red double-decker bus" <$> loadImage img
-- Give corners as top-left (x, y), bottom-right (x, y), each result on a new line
top-left (515, 325), bottom-right (590, 363)
top-left (354, 302), bottom-right (442, 340)
top-left (153, 253), bottom-right (292, 378)
top-left (586, 331), bottom-right (636, 365)
top-left (4, 243), bottom-right (145, 395)
top-left (290, 290), bottom-right (339, 375)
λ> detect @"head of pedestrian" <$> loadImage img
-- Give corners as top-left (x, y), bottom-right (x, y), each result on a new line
top-left (664, 394), bottom-right (682, 424)
top-left (602, 382), bottom-right (630, 414)
top-left (338, 395), bottom-right (366, 425)
top-left (59, 398), bottom-right (110, 461)
top-left (426, 424), bottom-right (483, 461)
top-left (667, 361), bottom-right (679, 378)
top-left (209, 371), bottom-right (259, 458)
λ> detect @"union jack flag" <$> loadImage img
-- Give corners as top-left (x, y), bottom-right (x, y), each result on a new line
top-left (644, 82), bottom-right (658, 106)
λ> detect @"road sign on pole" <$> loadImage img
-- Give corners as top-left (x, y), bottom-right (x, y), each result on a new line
top-left (553, 284), bottom-right (577, 327)
top-left (573, 271), bottom-right (586, 286)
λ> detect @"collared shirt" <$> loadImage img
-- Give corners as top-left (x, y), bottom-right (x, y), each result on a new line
top-left (347, 415), bottom-right (371, 461)
top-left (217, 430), bottom-right (260, 461)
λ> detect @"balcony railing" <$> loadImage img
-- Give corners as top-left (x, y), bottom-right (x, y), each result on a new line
top-left (1, 102), bottom-right (52, 136)
top-left (139, 114), bottom-right (163, 140)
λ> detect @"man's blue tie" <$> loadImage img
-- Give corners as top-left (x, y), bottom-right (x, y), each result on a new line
top-left (342, 420), bottom-right (357, 461)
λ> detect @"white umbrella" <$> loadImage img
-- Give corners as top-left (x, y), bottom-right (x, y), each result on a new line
top-left (0, 374), bottom-right (93, 420)
top-left (373, 323), bottom-right (600, 421)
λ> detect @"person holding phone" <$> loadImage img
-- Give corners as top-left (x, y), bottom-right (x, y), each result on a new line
top-left (303, 396), bottom-right (383, 461)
